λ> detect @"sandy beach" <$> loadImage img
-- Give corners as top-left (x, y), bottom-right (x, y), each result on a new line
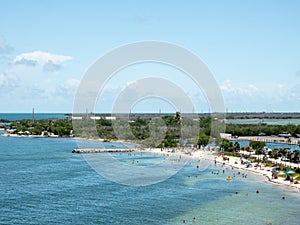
top-left (144, 147), bottom-right (300, 192)
top-left (214, 153), bottom-right (300, 191)
top-left (2, 131), bottom-right (300, 192)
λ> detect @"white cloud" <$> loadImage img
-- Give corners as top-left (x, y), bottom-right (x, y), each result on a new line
top-left (0, 36), bottom-right (13, 54)
top-left (248, 84), bottom-right (258, 91)
top-left (290, 84), bottom-right (300, 99)
top-left (43, 60), bottom-right (61, 72)
top-left (56, 79), bottom-right (80, 96)
top-left (0, 71), bottom-right (18, 93)
top-left (14, 58), bottom-right (37, 66)
top-left (65, 79), bottom-right (80, 89)
top-left (220, 80), bottom-right (258, 97)
top-left (219, 80), bottom-right (300, 112)
top-left (13, 51), bottom-right (72, 72)
top-left (220, 79), bottom-right (235, 93)
top-left (25, 85), bottom-right (47, 99)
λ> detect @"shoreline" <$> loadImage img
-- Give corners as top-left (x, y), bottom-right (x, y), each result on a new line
top-left (0, 133), bottom-right (134, 144)
top-left (2, 131), bottom-right (300, 146)
top-left (141, 147), bottom-right (300, 192)
top-left (1, 133), bottom-right (300, 192)
top-left (216, 155), bottom-right (300, 191)
top-left (0, 133), bottom-right (300, 149)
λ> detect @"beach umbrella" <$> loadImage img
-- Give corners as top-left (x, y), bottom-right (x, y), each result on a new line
top-left (284, 170), bottom-right (296, 175)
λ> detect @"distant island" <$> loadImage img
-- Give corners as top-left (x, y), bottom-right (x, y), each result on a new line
top-left (1, 112), bottom-right (300, 190)
top-left (1, 112), bottom-right (300, 148)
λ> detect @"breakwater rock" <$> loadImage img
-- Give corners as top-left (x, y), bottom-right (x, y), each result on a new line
top-left (72, 148), bottom-right (135, 153)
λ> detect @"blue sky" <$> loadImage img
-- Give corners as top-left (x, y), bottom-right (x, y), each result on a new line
top-left (0, 0), bottom-right (299, 113)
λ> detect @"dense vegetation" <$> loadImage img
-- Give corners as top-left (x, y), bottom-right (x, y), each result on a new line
top-left (0, 119), bottom-right (10, 122)
top-left (225, 123), bottom-right (300, 137)
top-left (5, 113), bottom-right (300, 149)
top-left (8, 119), bottom-right (73, 137)
top-left (72, 112), bottom-right (190, 147)
top-left (220, 139), bottom-right (300, 165)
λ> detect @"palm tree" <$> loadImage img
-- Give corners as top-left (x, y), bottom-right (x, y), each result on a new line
top-left (174, 112), bottom-right (182, 149)
top-left (234, 141), bottom-right (240, 152)
top-left (287, 137), bottom-right (293, 168)
top-left (287, 137), bottom-right (292, 145)
top-left (174, 111), bottom-right (182, 125)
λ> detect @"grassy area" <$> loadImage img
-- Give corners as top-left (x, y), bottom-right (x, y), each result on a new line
top-left (223, 152), bottom-right (241, 157)
top-left (264, 162), bottom-right (277, 167)
top-left (278, 174), bottom-right (287, 178)
top-left (278, 173), bottom-right (300, 181)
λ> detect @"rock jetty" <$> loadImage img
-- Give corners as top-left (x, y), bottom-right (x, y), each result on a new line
top-left (72, 148), bottom-right (135, 153)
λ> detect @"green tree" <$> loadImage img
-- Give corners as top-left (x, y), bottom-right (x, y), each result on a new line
top-left (197, 132), bottom-right (209, 147)
top-left (233, 141), bottom-right (240, 152)
top-left (249, 141), bottom-right (265, 154)
top-left (174, 111), bottom-right (182, 125)
top-left (220, 139), bottom-right (234, 152)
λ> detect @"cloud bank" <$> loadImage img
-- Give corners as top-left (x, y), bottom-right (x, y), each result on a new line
top-left (13, 51), bottom-right (72, 72)
top-left (220, 80), bottom-right (300, 112)
top-left (0, 36), bottom-right (13, 54)
top-left (0, 71), bottom-right (18, 93)
top-left (56, 79), bottom-right (80, 96)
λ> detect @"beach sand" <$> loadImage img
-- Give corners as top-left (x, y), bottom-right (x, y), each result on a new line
top-left (144, 147), bottom-right (300, 192)
top-left (216, 154), bottom-right (300, 191)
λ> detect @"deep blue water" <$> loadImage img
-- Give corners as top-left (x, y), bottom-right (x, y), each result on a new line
top-left (1, 137), bottom-right (300, 224)
top-left (0, 113), bottom-right (68, 121)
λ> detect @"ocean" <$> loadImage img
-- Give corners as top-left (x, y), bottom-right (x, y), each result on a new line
top-left (0, 113), bottom-right (68, 121)
top-left (1, 136), bottom-right (300, 224)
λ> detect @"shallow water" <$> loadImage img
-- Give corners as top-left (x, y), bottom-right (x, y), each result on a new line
top-left (0, 136), bottom-right (300, 224)
top-left (233, 140), bottom-right (300, 151)
top-left (226, 118), bottom-right (300, 125)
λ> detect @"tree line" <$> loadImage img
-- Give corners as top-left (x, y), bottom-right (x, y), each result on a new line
top-left (225, 123), bottom-right (300, 137)
top-left (6, 114), bottom-right (300, 148)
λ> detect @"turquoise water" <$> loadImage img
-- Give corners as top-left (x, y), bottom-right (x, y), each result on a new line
top-left (232, 140), bottom-right (300, 151)
top-left (226, 119), bottom-right (300, 125)
top-left (1, 136), bottom-right (300, 224)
